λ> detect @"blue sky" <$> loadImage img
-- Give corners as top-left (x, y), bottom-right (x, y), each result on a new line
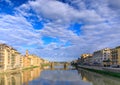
top-left (0, 0), bottom-right (120, 61)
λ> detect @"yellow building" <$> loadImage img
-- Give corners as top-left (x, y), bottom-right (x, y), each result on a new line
top-left (29, 55), bottom-right (41, 66)
top-left (23, 50), bottom-right (43, 68)
top-left (79, 54), bottom-right (93, 65)
top-left (0, 44), bottom-right (22, 71)
top-left (0, 44), bottom-right (49, 71)
top-left (23, 50), bottom-right (31, 68)
top-left (12, 50), bottom-right (23, 69)
top-left (111, 46), bottom-right (120, 67)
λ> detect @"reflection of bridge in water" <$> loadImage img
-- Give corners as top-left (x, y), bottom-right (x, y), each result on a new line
top-left (50, 62), bottom-right (71, 70)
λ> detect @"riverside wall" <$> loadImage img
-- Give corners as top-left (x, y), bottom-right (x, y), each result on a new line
top-left (78, 65), bottom-right (120, 73)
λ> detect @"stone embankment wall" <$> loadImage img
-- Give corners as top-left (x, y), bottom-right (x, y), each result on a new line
top-left (78, 65), bottom-right (120, 73)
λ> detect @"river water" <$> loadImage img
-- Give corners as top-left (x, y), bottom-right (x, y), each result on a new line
top-left (0, 66), bottom-right (120, 85)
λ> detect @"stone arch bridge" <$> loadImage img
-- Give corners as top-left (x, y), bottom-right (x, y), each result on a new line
top-left (50, 62), bottom-right (70, 69)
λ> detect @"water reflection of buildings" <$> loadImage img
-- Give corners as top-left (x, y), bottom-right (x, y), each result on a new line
top-left (22, 68), bottom-right (42, 85)
top-left (78, 69), bottom-right (120, 85)
top-left (39, 70), bottom-right (91, 85)
top-left (0, 68), bottom-right (42, 85)
top-left (0, 72), bottom-right (22, 85)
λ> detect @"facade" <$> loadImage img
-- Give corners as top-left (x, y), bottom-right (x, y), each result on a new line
top-left (23, 50), bottom-right (43, 68)
top-left (93, 48), bottom-right (111, 66)
top-left (0, 43), bottom-right (49, 71)
top-left (20, 56), bottom-right (23, 69)
top-left (43, 59), bottom-right (49, 64)
top-left (79, 54), bottom-right (92, 65)
top-left (77, 58), bottom-right (81, 65)
top-left (77, 46), bottom-right (120, 67)
top-left (29, 55), bottom-right (41, 66)
top-left (111, 46), bottom-right (120, 66)
top-left (23, 50), bottom-right (31, 68)
top-left (84, 55), bottom-right (93, 65)
top-left (0, 44), bottom-right (22, 71)
top-left (13, 50), bottom-right (22, 69)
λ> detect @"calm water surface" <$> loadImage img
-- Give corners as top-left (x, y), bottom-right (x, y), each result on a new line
top-left (0, 66), bottom-right (120, 85)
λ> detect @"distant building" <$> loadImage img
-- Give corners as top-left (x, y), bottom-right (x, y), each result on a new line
top-left (78, 54), bottom-right (92, 65)
top-left (23, 50), bottom-right (44, 68)
top-left (29, 54), bottom-right (41, 66)
top-left (84, 55), bottom-right (93, 65)
top-left (93, 48), bottom-right (111, 66)
top-left (111, 46), bottom-right (120, 66)
top-left (77, 58), bottom-right (81, 64)
top-left (23, 50), bottom-right (31, 68)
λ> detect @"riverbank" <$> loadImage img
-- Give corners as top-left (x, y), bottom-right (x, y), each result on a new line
top-left (22, 66), bottom-right (40, 70)
top-left (0, 66), bottom-right (40, 74)
top-left (0, 64), bottom-right (50, 74)
top-left (77, 65), bottom-right (120, 78)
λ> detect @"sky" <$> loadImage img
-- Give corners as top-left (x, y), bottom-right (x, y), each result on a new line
top-left (0, 0), bottom-right (120, 61)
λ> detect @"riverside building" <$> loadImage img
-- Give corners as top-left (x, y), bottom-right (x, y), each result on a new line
top-left (0, 43), bottom-right (22, 71)
top-left (78, 54), bottom-right (93, 65)
top-left (93, 48), bottom-right (111, 66)
top-left (111, 46), bottom-right (120, 67)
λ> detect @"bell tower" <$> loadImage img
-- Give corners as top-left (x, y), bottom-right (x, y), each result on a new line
top-left (26, 49), bottom-right (29, 57)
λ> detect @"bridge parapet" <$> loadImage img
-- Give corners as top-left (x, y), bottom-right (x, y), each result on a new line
top-left (50, 62), bottom-right (70, 70)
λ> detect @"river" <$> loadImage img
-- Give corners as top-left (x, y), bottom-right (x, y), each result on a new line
top-left (0, 66), bottom-right (120, 85)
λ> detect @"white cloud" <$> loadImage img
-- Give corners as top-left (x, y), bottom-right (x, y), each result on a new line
top-left (16, 0), bottom-right (105, 25)
top-left (0, 14), bottom-right (43, 54)
top-left (0, 0), bottom-right (120, 61)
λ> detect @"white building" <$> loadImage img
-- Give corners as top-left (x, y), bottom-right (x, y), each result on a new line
top-left (93, 48), bottom-right (111, 66)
